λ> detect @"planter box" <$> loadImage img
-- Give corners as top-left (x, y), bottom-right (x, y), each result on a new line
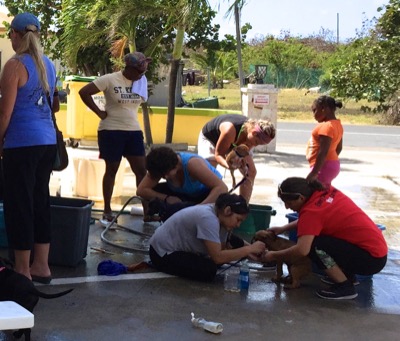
top-left (191, 97), bottom-right (219, 109)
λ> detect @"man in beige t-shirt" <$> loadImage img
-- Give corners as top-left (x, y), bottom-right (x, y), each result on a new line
top-left (79, 52), bottom-right (151, 224)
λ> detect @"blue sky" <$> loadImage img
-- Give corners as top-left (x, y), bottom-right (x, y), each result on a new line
top-left (209, 0), bottom-right (388, 41)
top-left (1, 1), bottom-right (387, 42)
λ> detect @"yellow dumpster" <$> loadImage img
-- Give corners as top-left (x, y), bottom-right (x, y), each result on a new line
top-left (55, 103), bottom-right (68, 137)
top-left (63, 75), bottom-right (241, 146)
top-left (64, 76), bottom-right (100, 144)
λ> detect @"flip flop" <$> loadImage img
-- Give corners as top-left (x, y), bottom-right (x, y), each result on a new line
top-left (31, 274), bottom-right (52, 284)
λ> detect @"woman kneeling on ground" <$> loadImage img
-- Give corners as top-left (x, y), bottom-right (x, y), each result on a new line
top-left (255, 177), bottom-right (387, 300)
top-left (137, 146), bottom-right (228, 221)
top-left (149, 193), bottom-right (266, 282)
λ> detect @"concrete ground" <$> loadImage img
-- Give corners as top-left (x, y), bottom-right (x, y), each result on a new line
top-left (1, 143), bottom-right (400, 340)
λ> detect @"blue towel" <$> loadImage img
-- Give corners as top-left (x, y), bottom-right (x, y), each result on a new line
top-left (97, 260), bottom-right (128, 276)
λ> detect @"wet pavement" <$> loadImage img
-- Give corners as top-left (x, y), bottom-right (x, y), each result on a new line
top-left (1, 142), bottom-right (400, 340)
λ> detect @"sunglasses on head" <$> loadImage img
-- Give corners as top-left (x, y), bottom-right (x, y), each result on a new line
top-left (229, 201), bottom-right (249, 214)
top-left (278, 184), bottom-right (302, 201)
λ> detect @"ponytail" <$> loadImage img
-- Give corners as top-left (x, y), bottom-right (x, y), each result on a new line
top-left (14, 27), bottom-right (49, 94)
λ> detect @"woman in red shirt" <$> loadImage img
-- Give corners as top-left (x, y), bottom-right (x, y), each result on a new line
top-left (257, 177), bottom-right (387, 300)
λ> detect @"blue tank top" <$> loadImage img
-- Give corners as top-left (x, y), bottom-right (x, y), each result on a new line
top-left (167, 152), bottom-right (222, 197)
top-left (4, 54), bottom-right (57, 148)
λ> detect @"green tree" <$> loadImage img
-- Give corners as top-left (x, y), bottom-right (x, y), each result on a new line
top-left (4, 0), bottom-right (61, 58)
top-left (329, 0), bottom-right (400, 124)
top-left (241, 37), bottom-right (324, 88)
top-left (223, 0), bottom-right (249, 89)
top-left (188, 23), bottom-right (248, 89)
top-left (60, 0), bottom-right (175, 144)
top-left (60, 0), bottom-right (216, 144)
top-left (165, 0), bottom-right (212, 143)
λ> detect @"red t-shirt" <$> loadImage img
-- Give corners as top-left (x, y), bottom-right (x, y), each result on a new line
top-left (297, 186), bottom-right (387, 258)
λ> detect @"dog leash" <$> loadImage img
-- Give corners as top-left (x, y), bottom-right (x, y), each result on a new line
top-left (217, 257), bottom-right (246, 275)
top-left (228, 176), bottom-right (247, 194)
top-left (228, 163), bottom-right (249, 193)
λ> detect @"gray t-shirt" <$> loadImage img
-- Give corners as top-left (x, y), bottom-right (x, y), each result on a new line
top-left (149, 204), bottom-right (229, 257)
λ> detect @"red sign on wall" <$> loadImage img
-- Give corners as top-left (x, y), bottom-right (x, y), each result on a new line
top-left (253, 94), bottom-right (270, 105)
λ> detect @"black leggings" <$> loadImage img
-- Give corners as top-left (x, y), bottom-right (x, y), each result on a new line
top-left (149, 234), bottom-right (244, 282)
top-left (309, 236), bottom-right (387, 276)
top-left (149, 246), bottom-right (217, 282)
top-left (3, 145), bottom-right (56, 250)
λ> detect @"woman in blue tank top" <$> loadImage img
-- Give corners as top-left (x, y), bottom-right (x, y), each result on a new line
top-left (137, 146), bottom-right (228, 221)
top-left (0, 13), bottom-right (58, 284)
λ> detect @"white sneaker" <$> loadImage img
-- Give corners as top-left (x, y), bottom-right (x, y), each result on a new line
top-left (99, 213), bottom-right (118, 229)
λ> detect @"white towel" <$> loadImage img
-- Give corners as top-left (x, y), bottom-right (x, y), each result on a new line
top-left (132, 76), bottom-right (149, 101)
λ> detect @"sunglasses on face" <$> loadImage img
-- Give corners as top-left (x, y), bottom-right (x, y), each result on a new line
top-left (131, 66), bottom-right (147, 75)
top-left (278, 184), bottom-right (302, 201)
top-left (7, 28), bottom-right (14, 39)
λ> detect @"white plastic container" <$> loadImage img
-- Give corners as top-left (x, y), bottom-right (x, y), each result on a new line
top-left (73, 157), bottom-right (126, 201)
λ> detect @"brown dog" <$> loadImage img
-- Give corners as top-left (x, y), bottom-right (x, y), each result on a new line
top-left (225, 144), bottom-right (250, 188)
top-left (254, 230), bottom-right (312, 289)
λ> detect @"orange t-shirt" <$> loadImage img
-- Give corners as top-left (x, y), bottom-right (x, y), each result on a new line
top-left (306, 119), bottom-right (343, 166)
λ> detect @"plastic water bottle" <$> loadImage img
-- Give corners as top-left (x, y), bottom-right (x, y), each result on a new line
top-left (191, 313), bottom-right (223, 334)
top-left (239, 259), bottom-right (250, 290)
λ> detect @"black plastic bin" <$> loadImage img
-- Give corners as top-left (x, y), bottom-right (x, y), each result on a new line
top-left (49, 196), bottom-right (94, 267)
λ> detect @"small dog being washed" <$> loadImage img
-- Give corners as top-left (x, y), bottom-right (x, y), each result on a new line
top-left (0, 258), bottom-right (73, 340)
top-left (253, 230), bottom-right (312, 289)
top-left (225, 144), bottom-right (250, 188)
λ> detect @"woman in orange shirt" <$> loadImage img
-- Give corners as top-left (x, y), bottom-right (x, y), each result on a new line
top-left (306, 95), bottom-right (343, 186)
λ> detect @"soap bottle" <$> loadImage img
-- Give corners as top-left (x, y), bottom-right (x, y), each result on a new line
top-left (191, 313), bottom-right (223, 334)
top-left (239, 259), bottom-right (250, 290)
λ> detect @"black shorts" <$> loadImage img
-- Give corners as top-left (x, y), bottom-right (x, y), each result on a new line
top-left (98, 130), bottom-right (145, 162)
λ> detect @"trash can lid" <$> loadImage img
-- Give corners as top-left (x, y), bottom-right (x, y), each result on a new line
top-left (65, 75), bottom-right (97, 82)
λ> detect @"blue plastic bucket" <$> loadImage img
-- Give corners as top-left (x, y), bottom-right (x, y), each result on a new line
top-left (285, 212), bottom-right (298, 242)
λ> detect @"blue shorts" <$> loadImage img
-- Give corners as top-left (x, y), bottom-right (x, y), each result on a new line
top-left (98, 130), bottom-right (145, 162)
